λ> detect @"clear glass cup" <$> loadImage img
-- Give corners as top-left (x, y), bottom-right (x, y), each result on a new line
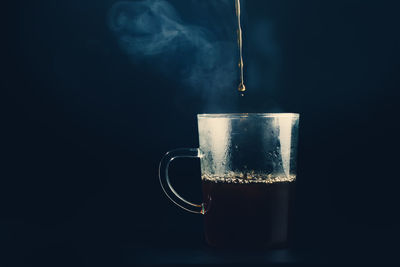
top-left (159, 113), bottom-right (300, 248)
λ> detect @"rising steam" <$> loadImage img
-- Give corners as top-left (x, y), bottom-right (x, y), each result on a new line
top-left (108, 0), bottom-right (237, 99)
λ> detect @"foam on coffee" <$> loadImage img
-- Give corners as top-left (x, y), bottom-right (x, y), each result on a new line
top-left (202, 172), bottom-right (296, 184)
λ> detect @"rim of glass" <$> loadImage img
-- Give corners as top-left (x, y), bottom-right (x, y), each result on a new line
top-left (197, 113), bottom-right (299, 118)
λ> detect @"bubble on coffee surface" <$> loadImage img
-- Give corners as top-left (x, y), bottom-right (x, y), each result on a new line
top-left (202, 171), bottom-right (296, 184)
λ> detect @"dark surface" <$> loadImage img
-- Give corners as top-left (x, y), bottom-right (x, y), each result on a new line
top-left (125, 246), bottom-right (303, 265)
top-left (123, 245), bottom-right (400, 265)
top-left (2, 0), bottom-right (400, 265)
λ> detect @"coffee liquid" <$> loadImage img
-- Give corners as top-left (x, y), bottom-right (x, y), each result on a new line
top-left (202, 174), bottom-right (295, 248)
top-left (235, 0), bottom-right (246, 94)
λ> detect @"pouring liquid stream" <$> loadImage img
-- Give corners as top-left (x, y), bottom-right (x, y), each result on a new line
top-left (235, 0), bottom-right (246, 96)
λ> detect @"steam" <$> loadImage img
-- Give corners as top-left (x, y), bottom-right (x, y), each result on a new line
top-left (108, 0), bottom-right (237, 100)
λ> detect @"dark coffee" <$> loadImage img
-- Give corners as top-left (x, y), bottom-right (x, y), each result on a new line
top-left (202, 175), bottom-right (295, 249)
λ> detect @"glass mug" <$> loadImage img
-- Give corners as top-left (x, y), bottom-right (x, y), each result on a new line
top-left (159, 113), bottom-right (300, 248)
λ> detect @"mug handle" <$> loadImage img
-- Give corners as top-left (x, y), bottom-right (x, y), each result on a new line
top-left (159, 148), bottom-right (206, 214)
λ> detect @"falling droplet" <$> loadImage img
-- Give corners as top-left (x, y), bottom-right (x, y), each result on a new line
top-left (238, 82), bottom-right (246, 92)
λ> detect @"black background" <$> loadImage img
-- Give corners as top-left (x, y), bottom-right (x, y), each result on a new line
top-left (2, 0), bottom-right (400, 265)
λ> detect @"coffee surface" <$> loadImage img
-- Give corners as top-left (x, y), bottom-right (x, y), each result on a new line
top-left (202, 173), bottom-right (296, 184)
